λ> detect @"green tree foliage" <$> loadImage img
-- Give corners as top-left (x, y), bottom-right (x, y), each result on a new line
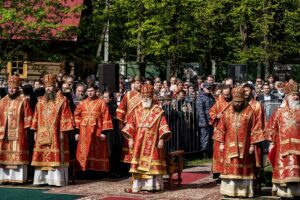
top-left (1, 0), bottom-right (300, 78)
top-left (98, 0), bottom-right (300, 77)
top-left (0, 0), bottom-right (80, 67)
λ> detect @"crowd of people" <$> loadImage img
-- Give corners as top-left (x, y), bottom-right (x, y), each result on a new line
top-left (0, 71), bottom-right (299, 198)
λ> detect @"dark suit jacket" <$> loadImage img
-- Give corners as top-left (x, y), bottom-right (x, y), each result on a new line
top-left (257, 93), bottom-right (278, 103)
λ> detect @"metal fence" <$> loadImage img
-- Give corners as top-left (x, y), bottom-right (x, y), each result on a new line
top-left (261, 100), bottom-right (282, 121)
top-left (162, 99), bottom-right (200, 154)
top-left (261, 100), bottom-right (281, 158)
top-left (162, 99), bottom-right (282, 154)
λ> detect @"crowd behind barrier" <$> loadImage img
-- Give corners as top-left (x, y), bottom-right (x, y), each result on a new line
top-left (0, 71), bottom-right (299, 198)
top-left (162, 99), bottom-right (282, 154)
top-left (0, 74), bottom-right (296, 156)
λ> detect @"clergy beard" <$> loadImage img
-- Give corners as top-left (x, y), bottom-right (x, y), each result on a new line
top-left (244, 93), bottom-right (253, 102)
top-left (224, 97), bottom-right (232, 102)
top-left (45, 91), bottom-right (56, 102)
top-left (8, 92), bottom-right (19, 99)
top-left (142, 99), bottom-right (152, 108)
top-left (233, 103), bottom-right (244, 112)
top-left (288, 96), bottom-right (300, 110)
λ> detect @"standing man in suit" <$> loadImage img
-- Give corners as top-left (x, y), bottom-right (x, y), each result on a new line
top-left (257, 83), bottom-right (278, 120)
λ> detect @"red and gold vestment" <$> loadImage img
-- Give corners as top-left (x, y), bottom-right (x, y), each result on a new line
top-left (116, 91), bottom-right (142, 163)
top-left (248, 99), bottom-right (265, 168)
top-left (74, 97), bottom-right (113, 171)
top-left (122, 104), bottom-right (171, 176)
top-left (31, 93), bottom-right (74, 168)
top-left (213, 104), bottom-right (264, 179)
top-left (266, 104), bottom-right (300, 184)
top-left (0, 95), bottom-right (33, 166)
top-left (209, 95), bottom-right (231, 174)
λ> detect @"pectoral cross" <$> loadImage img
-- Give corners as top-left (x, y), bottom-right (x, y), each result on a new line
top-left (282, 112), bottom-right (297, 131)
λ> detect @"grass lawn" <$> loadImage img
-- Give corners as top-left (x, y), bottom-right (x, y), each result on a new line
top-left (0, 187), bottom-right (81, 200)
top-left (184, 154), bottom-right (212, 168)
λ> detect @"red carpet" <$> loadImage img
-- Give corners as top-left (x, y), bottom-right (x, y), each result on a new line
top-left (175, 172), bottom-right (209, 184)
top-left (101, 197), bottom-right (143, 200)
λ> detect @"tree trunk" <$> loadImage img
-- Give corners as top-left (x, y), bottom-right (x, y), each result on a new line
top-left (96, 26), bottom-right (107, 58)
top-left (139, 62), bottom-right (146, 77)
top-left (264, 58), bottom-right (274, 79)
top-left (240, 23), bottom-right (248, 52)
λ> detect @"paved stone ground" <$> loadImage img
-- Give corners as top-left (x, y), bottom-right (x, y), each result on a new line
top-left (49, 164), bottom-right (222, 200)
top-left (0, 163), bottom-right (277, 199)
top-left (48, 164), bottom-right (279, 200)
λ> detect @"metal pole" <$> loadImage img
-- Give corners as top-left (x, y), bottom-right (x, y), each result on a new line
top-left (104, 0), bottom-right (110, 63)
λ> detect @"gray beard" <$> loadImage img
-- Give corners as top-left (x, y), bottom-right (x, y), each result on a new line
top-left (289, 99), bottom-right (300, 110)
top-left (45, 91), bottom-right (56, 102)
top-left (142, 100), bottom-right (152, 108)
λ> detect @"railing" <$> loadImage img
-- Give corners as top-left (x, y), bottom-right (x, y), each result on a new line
top-left (261, 100), bottom-right (282, 121)
top-left (261, 100), bottom-right (282, 158)
top-left (161, 99), bottom-right (200, 154)
top-left (161, 99), bottom-right (282, 154)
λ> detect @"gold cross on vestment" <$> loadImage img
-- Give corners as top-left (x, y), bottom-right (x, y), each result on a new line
top-left (42, 106), bottom-right (53, 117)
top-left (7, 100), bottom-right (16, 116)
top-left (241, 112), bottom-right (248, 119)
top-left (282, 112), bottom-right (297, 131)
top-left (232, 120), bottom-right (241, 129)
top-left (232, 113), bottom-right (242, 129)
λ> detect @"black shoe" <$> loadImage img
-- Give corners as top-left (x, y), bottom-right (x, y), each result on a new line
top-left (215, 178), bottom-right (221, 184)
top-left (212, 173), bottom-right (220, 179)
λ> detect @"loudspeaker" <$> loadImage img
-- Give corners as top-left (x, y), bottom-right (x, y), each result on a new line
top-left (97, 64), bottom-right (119, 92)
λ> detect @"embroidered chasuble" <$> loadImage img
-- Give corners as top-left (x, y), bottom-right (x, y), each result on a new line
top-left (266, 104), bottom-right (300, 185)
top-left (122, 104), bottom-right (171, 176)
top-left (213, 104), bottom-right (264, 179)
top-left (31, 93), bottom-right (74, 168)
top-left (0, 95), bottom-right (33, 166)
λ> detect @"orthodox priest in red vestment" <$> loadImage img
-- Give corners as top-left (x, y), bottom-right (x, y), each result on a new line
top-left (243, 83), bottom-right (265, 194)
top-left (116, 76), bottom-right (142, 163)
top-left (266, 83), bottom-right (300, 198)
top-left (74, 84), bottom-right (113, 171)
top-left (243, 83), bottom-right (265, 145)
top-left (213, 87), bottom-right (265, 197)
top-left (209, 85), bottom-right (232, 178)
top-left (31, 73), bottom-right (74, 186)
top-left (123, 84), bottom-right (171, 193)
top-left (0, 75), bottom-right (33, 183)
